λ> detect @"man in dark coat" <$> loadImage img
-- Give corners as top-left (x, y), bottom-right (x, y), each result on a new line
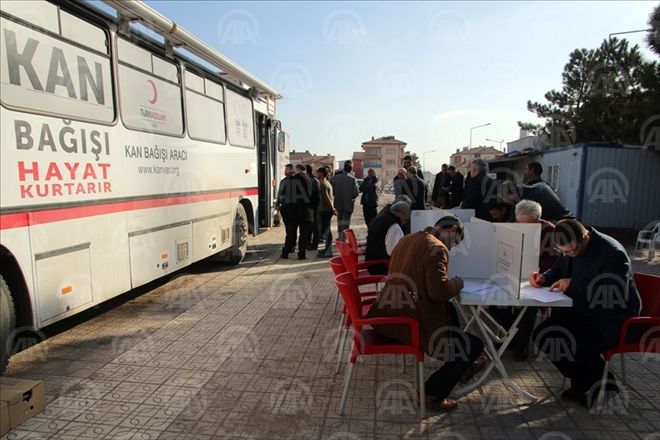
top-left (367, 216), bottom-right (485, 412)
top-left (530, 219), bottom-right (641, 407)
top-left (462, 159), bottom-right (497, 221)
top-left (523, 161), bottom-right (544, 185)
top-left (360, 168), bottom-right (379, 226)
top-left (447, 166), bottom-right (464, 208)
top-left (432, 164), bottom-right (450, 208)
top-left (305, 164), bottom-right (321, 251)
top-left (403, 166), bottom-right (427, 210)
top-left (365, 201), bottom-right (410, 275)
top-left (280, 165), bottom-right (314, 260)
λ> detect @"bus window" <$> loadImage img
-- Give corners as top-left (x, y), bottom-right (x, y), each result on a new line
top-left (185, 70), bottom-right (226, 144)
top-left (226, 88), bottom-right (254, 149)
top-left (117, 37), bottom-right (183, 136)
top-left (0, 9), bottom-right (114, 123)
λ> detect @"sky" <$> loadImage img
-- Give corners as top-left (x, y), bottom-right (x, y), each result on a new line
top-left (146, 1), bottom-right (657, 173)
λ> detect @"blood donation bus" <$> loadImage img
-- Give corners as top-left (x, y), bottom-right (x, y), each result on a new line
top-left (0, 0), bottom-right (289, 369)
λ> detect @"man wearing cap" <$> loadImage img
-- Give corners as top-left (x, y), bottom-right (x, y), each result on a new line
top-left (367, 216), bottom-right (486, 412)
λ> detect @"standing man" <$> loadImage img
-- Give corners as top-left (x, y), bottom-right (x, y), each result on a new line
top-left (316, 167), bottom-right (335, 258)
top-left (277, 164), bottom-right (296, 256)
top-left (432, 164), bottom-right (450, 208)
top-left (367, 216), bottom-right (485, 412)
top-left (447, 166), bottom-right (464, 208)
top-left (404, 166), bottom-right (427, 210)
top-left (462, 159), bottom-right (496, 221)
top-left (333, 162), bottom-right (359, 241)
top-left (530, 219), bottom-right (641, 407)
top-left (360, 168), bottom-right (379, 226)
top-left (279, 164), bottom-right (313, 259)
top-left (523, 161), bottom-right (544, 185)
top-left (305, 164), bottom-right (321, 251)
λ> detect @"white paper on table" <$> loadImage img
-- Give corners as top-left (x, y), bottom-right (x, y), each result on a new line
top-left (461, 280), bottom-right (491, 294)
top-left (519, 282), bottom-right (571, 303)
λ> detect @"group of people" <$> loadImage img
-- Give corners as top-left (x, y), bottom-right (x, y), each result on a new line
top-left (358, 159), bottom-right (641, 413)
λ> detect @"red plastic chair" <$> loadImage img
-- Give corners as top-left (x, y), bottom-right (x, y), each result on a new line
top-left (335, 272), bottom-right (426, 418)
top-left (336, 239), bottom-right (389, 280)
top-left (344, 228), bottom-right (366, 256)
top-left (595, 272), bottom-right (660, 409)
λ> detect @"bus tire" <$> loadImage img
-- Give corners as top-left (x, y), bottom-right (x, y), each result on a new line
top-left (0, 275), bottom-right (16, 373)
top-left (227, 204), bottom-right (249, 264)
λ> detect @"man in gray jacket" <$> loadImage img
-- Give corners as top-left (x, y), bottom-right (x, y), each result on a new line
top-left (333, 162), bottom-right (359, 241)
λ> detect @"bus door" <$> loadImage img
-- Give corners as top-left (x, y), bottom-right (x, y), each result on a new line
top-left (256, 112), bottom-right (272, 228)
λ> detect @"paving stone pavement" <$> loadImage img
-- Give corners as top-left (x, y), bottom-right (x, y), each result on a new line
top-left (2, 215), bottom-right (659, 440)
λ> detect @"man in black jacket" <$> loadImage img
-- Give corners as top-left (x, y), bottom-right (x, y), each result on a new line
top-left (461, 159), bottom-right (496, 220)
top-left (403, 166), bottom-right (427, 210)
top-left (432, 164), bottom-right (450, 208)
top-left (447, 166), bottom-right (464, 208)
top-left (365, 201), bottom-right (410, 274)
top-left (280, 165), bottom-right (314, 260)
top-left (530, 219), bottom-right (641, 408)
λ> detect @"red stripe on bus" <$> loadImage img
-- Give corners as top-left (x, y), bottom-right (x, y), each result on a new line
top-left (0, 188), bottom-right (258, 230)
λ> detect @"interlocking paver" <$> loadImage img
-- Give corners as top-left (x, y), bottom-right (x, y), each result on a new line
top-left (2, 212), bottom-right (660, 440)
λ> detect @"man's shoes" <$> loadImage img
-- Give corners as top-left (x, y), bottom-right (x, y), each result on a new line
top-left (560, 387), bottom-right (585, 402)
top-left (307, 244), bottom-right (318, 251)
top-left (458, 354), bottom-right (489, 384)
top-left (425, 396), bottom-right (458, 412)
top-left (513, 346), bottom-right (529, 362)
top-left (298, 254), bottom-right (306, 260)
top-left (316, 251), bottom-right (332, 258)
top-left (280, 253), bottom-right (289, 259)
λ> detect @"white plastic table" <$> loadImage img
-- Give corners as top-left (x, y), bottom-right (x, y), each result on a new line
top-left (452, 279), bottom-right (573, 401)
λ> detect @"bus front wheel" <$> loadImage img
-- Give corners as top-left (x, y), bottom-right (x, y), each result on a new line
top-left (227, 204), bottom-right (249, 264)
top-left (0, 275), bottom-right (16, 373)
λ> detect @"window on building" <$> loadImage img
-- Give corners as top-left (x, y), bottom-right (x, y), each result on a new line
top-left (386, 148), bottom-right (396, 155)
top-left (386, 159), bottom-right (395, 165)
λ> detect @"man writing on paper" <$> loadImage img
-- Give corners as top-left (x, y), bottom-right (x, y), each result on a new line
top-left (367, 216), bottom-right (486, 412)
top-left (529, 219), bottom-right (641, 408)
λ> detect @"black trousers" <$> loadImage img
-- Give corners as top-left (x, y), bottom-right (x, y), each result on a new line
top-left (319, 211), bottom-right (333, 252)
top-left (424, 304), bottom-right (484, 400)
top-left (283, 207), bottom-right (310, 257)
top-left (363, 205), bottom-right (377, 227)
top-left (532, 308), bottom-right (608, 394)
top-left (310, 207), bottom-right (319, 246)
top-left (488, 306), bottom-right (538, 351)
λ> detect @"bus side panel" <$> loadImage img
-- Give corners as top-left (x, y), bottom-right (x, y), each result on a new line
top-left (0, 226), bottom-right (37, 324)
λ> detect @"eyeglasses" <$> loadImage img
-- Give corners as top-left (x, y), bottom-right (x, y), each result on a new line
top-left (554, 238), bottom-right (583, 256)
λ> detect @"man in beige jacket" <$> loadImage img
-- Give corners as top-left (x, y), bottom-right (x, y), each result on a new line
top-left (367, 216), bottom-right (485, 412)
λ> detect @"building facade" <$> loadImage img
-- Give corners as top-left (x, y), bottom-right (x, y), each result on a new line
top-left (450, 146), bottom-right (504, 174)
top-left (289, 150), bottom-right (335, 171)
top-left (360, 136), bottom-right (407, 183)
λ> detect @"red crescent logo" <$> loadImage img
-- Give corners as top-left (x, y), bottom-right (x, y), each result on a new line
top-left (147, 79), bottom-right (158, 104)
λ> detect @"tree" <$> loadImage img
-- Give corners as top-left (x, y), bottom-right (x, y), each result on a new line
top-left (519, 37), bottom-right (660, 146)
top-left (647, 4), bottom-right (660, 57)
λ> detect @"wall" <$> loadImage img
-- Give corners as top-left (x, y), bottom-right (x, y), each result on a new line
top-left (540, 145), bottom-right (584, 217)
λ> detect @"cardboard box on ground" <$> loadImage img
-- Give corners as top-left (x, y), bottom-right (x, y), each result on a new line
top-left (0, 377), bottom-right (45, 435)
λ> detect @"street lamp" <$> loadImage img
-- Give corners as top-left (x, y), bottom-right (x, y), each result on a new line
top-left (422, 150), bottom-right (436, 173)
top-left (469, 123), bottom-right (491, 148)
top-left (486, 138), bottom-right (505, 150)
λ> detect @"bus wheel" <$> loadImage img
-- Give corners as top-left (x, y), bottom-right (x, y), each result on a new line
top-left (0, 275), bottom-right (16, 373)
top-left (228, 204), bottom-right (249, 264)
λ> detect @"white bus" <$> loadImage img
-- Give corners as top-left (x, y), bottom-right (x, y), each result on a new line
top-left (0, 0), bottom-right (289, 368)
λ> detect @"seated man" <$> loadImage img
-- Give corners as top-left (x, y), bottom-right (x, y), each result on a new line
top-left (530, 219), bottom-right (641, 407)
top-left (489, 200), bottom-right (556, 361)
top-left (365, 201), bottom-right (410, 275)
top-left (367, 216), bottom-right (485, 412)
